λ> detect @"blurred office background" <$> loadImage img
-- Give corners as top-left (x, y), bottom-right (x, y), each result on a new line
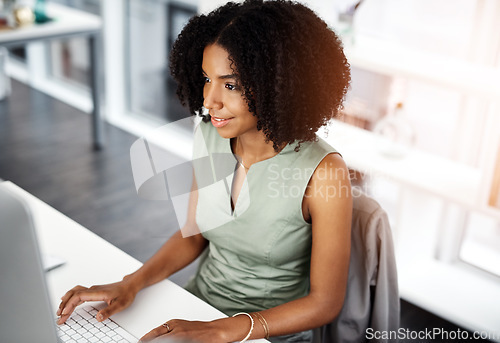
top-left (1, 0), bottom-right (499, 342)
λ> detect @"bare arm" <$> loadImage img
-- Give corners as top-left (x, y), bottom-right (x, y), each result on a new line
top-left (230, 153), bottom-right (352, 339)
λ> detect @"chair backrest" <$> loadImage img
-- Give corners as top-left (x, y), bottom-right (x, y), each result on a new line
top-left (316, 191), bottom-right (400, 343)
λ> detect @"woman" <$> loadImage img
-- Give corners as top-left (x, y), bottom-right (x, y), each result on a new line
top-left (57, 1), bottom-right (352, 342)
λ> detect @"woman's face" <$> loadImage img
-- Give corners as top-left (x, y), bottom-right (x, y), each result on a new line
top-left (202, 44), bottom-right (258, 139)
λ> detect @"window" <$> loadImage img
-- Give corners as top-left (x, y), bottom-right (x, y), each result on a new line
top-left (328, 0), bottom-right (500, 310)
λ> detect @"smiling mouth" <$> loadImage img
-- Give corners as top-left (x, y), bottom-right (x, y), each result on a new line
top-left (212, 116), bottom-right (233, 121)
top-left (211, 116), bottom-right (233, 128)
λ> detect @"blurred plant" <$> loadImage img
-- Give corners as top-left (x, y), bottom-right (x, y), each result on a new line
top-left (34, 0), bottom-right (51, 23)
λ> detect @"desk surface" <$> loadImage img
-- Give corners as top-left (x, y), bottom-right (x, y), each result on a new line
top-left (0, 3), bottom-right (101, 45)
top-left (1, 181), bottom-right (266, 341)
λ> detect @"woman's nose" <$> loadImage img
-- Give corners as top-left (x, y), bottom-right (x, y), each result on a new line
top-left (203, 86), bottom-right (223, 110)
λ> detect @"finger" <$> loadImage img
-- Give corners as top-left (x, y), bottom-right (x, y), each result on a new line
top-left (57, 300), bottom-right (88, 324)
top-left (57, 285), bottom-right (86, 316)
top-left (96, 298), bottom-right (128, 322)
top-left (57, 310), bottom-right (79, 325)
top-left (57, 299), bottom-right (82, 317)
top-left (59, 289), bottom-right (111, 321)
top-left (139, 325), bottom-right (170, 342)
top-left (57, 288), bottom-right (89, 324)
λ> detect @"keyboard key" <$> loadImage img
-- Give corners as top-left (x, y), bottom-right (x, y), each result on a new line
top-left (78, 309), bottom-right (93, 320)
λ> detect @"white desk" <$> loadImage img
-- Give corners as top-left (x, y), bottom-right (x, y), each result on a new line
top-left (0, 4), bottom-right (103, 149)
top-left (0, 181), bottom-right (266, 341)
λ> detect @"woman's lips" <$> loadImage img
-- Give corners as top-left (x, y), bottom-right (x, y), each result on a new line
top-left (211, 116), bottom-right (233, 128)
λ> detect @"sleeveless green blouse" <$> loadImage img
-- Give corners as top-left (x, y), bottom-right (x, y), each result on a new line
top-left (184, 121), bottom-right (337, 316)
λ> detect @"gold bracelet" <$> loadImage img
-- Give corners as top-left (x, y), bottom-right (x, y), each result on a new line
top-left (232, 312), bottom-right (254, 343)
top-left (250, 313), bottom-right (265, 338)
top-left (252, 312), bottom-right (270, 339)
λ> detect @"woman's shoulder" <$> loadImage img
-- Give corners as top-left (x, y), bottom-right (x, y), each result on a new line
top-left (291, 136), bottom-right (339, 163)
top-left (312, 136), bottom-right (338, 156)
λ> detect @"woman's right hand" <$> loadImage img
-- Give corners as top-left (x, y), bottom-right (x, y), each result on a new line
top-left (56, 277), bottom-right (138, 325)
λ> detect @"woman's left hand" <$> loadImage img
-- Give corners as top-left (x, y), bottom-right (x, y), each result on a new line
top-left (139, 319), bottom-right (224, 343)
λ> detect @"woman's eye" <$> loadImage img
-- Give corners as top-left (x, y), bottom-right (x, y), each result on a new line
top-left (204, 77), bottom-right (211, 83)
top-left (225, 83), bottom-right (237, 91)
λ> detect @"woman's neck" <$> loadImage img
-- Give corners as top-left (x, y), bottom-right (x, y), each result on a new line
top-left (232, 131), bottom-right (279, 166)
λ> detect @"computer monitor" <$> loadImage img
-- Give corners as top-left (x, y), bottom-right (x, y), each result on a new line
top-left (0, 185), bottom-right (60, 342)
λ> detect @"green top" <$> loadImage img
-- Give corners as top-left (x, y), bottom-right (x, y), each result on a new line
top-left (185, 120), bottom-right (337, 316)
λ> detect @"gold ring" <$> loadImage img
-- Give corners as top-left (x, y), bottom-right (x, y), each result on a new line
top-left (162, 322), bottom-right (172, 332)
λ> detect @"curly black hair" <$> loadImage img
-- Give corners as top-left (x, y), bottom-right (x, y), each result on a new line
top-left (170, 0), bottom-right (350, 151)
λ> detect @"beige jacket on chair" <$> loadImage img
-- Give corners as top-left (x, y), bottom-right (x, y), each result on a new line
top-left (316, 191), bottom-right (400, 343)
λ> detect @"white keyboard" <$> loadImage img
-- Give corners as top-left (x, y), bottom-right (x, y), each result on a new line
top-left (56, 305), bottom-right (137, 343)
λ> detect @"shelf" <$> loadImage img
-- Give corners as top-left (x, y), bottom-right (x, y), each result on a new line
top-left (344, 35), bottom-right (500, 100)
top-left (319, 120), bottom-right (483, 210)
top-left (0, 3), bottom-right (101, 46)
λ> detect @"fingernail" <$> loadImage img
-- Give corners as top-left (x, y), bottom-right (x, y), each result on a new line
top-left (61, 308), bottom-right (68, 315)
top-left (56, 309), bottom-right (61, 316)
top-left (97, 313), bottom-right (103, 321)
